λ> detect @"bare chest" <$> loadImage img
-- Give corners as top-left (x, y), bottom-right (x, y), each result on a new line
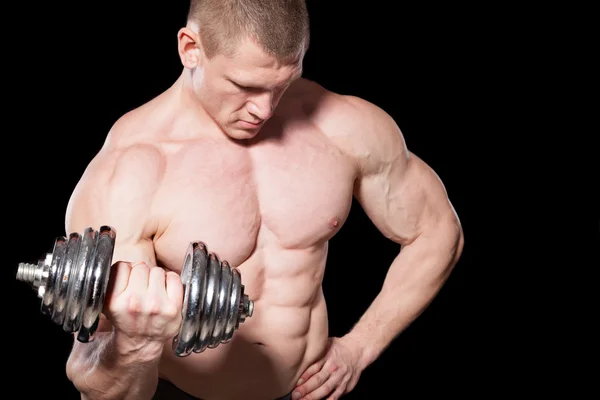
top-left (152, 128), bottom-right (356, 272)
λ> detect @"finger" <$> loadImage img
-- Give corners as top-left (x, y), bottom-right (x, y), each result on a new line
top-left (126, 262), bottom-right (151, 294)
top-left (300, 374), bottom-right (337, 400)
top-left (147, 266), bottom-right (167, 296)
top-left (302, 375), bottom-right (342, 400)
top-left (326, 386), bottom-right (346, 400)
top-left (104, 262), bottom-right (132, 315)
top-left (165, 271), bottom-right (184, 309)
top-left (295, 367), bottom-right (331, 399)
top-left (297, 360), bottom-right (325, 386)
top-left (106, 261), bottom-right (132, 299)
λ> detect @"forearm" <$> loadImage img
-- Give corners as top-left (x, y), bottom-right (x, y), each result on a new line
top-left (347, 220), bottom-right (463, 369)
top-left (67, 332), bottom-right (161, 400)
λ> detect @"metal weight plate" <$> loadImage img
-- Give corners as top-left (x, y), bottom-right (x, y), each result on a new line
top-left (222, 268), bottom-right (242, 343)
top-left (77, 226), bottom-right (116, 343)
top-left (51, 232), bottom-right (82, 326)
top-left (194, 252), bottom-right (222, 353)
top-left (208, 260), bottom-right (232, 348)
top-left (41, 236), bottom-right (67, 317)
top-left (173, 242), bottom-right (208, 357)
top-left (63, 228), bottom-right (97, 333)
top-left (170, 241), bottom-right (254, 356)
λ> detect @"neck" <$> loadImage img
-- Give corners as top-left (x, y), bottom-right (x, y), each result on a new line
top-left (167, 69), bottom-right (225, 140)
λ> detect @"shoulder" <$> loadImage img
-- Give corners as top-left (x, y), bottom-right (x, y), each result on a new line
top-left (293, 78), bottom-right (409, 175)
top-left (81, 111), bottom-right (165, 187)
top-left (65, 112), bottom-right (165, 231)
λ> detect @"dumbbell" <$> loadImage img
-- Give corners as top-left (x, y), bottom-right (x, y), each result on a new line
top-left (15, 225), bottom-right (254, 357)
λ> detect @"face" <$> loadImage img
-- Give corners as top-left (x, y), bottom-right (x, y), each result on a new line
top-left (179, 29), bottom-right (303, 140)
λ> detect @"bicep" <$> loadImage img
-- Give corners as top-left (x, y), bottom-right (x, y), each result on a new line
top-left (342, 97), bottom-right (458, 245)
top-left (355, 150), bottom-right (457, 246)
top-left (64, 144), bottom-right (163, 265)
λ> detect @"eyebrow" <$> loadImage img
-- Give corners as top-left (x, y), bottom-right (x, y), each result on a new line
top-left (227, 68), bottom-right (303, 90)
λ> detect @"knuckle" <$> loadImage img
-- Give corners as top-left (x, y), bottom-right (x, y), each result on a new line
top-left (114, 260), bottom-right (130, 271)
top-left (163, 270), bottom-right (179, 279)
top-left (151, 266), bottom-right (166, 275)
top-left (314, 374), bottom-right (324, 385)
top-left (166, 271), bottom-right (182, 286)
top-left (132, 261), bottom-right (149, 270)
top-left (146, 298), bottom-right (162, 315)
top-left (143, 298), bottom-right (180, 322)
top-left (111, 265), bottom-right (130, 283)
top-left (127, 295), bottom-right (143, 314)
top-left (165, 305), bottom-right (181, 319)
top-left (111, 261), bottom-right (127, 275)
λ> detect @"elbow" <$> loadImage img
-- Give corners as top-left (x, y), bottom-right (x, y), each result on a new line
top-left (66, 341), bottom-right (99, 397)
top-left (66, 343), bottom-right (79, 385)
top-left (427, 216), bottom-right (463, 286)
top-left (445, 213), bottom-right (464, 270)
top-left (423, 212), bottom-right (463, 274)
top-left (66, 346), bottom-right (85, 393)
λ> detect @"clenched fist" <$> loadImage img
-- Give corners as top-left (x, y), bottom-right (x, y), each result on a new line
top-left (102, 261), bottom-right (184, 360)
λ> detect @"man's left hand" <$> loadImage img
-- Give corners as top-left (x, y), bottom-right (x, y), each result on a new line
top-left (292, 336), bottom-right (364, 400)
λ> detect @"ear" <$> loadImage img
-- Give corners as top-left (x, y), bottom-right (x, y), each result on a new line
top-left (177, 27), bottom-right (203, 68)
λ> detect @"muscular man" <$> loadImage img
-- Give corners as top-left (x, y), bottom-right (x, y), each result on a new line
top-left (64, 1), bottom-right (464, 399)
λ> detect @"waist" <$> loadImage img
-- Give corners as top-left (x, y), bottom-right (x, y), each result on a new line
top-left (158, 299), bottom-right (328, 400)
top-left (154, 379), bottom-right (293, 400)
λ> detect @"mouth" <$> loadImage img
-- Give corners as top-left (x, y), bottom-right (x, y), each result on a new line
top-left (237, 119), bottom-right (264, 129)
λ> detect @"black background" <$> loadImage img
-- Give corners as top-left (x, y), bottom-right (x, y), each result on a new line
top-left (3, 1), bottom-right (540, 398)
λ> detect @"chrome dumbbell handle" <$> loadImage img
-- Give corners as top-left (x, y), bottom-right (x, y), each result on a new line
top-left (16, 255), bottom-right (53, 297)
top-left (17, 262), bottom-right (43, 286)
top-left (16, 262), bottom-right (37, 282)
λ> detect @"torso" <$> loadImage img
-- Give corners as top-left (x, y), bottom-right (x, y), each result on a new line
top-left (116, 79), bottom-right (357, 399)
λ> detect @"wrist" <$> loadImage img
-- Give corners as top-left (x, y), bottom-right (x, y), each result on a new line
top-left (343, 330), bottom-right (380, 371)
top-left (112, 332), bottom-right (165, 364)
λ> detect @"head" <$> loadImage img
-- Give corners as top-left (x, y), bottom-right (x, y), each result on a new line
top-left (177, 0), bottom-right (310, 139)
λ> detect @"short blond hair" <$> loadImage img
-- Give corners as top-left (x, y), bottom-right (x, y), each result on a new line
top-left (188, 0), bottom-right (310, 62)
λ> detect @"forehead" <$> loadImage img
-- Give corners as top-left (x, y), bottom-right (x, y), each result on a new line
top-left (215, 39), bottom-right (302, 87)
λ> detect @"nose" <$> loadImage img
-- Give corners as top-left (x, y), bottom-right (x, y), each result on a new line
top-left (247, 92), bottom-right (274, 121)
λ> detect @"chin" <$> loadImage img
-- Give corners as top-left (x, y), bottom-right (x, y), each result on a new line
top-left (225, 127), bottom-right (260, 140)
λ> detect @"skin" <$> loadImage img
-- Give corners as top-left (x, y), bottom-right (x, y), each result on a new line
top-left (64, 23), bottom-right (464, 400)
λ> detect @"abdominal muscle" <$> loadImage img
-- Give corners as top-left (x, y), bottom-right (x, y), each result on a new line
top-left (156, 245), bottom-right (330, 400)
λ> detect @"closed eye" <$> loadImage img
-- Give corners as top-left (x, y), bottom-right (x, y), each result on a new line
top-left (230, 80), bottom-right (261, 92)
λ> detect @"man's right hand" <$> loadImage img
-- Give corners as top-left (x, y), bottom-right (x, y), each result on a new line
top-left (102, 261), bottom-right (185, 361)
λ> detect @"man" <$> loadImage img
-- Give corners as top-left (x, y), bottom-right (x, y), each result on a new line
top-left (64, 0), bottom-right (464, 399)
